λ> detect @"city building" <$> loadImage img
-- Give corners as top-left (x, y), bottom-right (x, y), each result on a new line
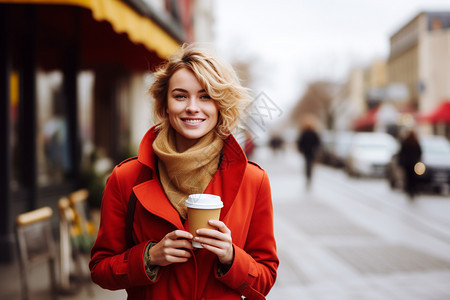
top-left (388, 11), bottom-right (450, 137)
top-left (335, 60), bottom-right (388, 133)
top-left (338, 11), bottom-right (450, 137)
top-left (332, 67), bottom-right (365, 131)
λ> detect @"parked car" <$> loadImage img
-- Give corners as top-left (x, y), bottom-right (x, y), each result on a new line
top-left (345, 132), bottom-right (398, 177)
top-left (318, 130), bottom-right (334, 164)
top-left (330, 131), bottom-right (355, 167)
top-left (319, 130), bottom-right (354, 167)
top-left (387, 135), bottom-right (450, 194)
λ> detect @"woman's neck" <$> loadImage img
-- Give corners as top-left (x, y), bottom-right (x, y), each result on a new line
top-left (174, 134), bottom-right (198, 152)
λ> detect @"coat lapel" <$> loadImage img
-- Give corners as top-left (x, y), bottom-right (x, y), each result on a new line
top-left (216, 135), bottom-right (247, 218)
top-left (133, 179), bottom-right (184, 230)
top-left (134, 127), bottom-right (184, 229)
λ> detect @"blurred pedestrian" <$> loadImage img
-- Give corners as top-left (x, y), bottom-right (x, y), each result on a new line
top-left (89, 44), bottom-right (278, 299)
top-left (296, 121), bottom-right (321, 188)
top-left (398, 129), bottom-right (422, 199)
top-left (269, 135), bottom-right (284, 155)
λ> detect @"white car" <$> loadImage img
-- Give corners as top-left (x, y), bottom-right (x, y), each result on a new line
top-left (330, 131), bottom-right (355, 167)
top-left (345, 132), bottom-right (398, 177)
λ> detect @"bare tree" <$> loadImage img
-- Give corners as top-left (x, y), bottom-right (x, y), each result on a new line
top-left (290, 81), bottom-right (340, 129)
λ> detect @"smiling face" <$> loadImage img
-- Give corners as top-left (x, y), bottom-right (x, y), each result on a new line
top-left (167, 68), bottom-right (219, 152)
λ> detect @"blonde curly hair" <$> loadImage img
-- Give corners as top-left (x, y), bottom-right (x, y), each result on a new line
top-left (149, 44), bottom-right (250, 138)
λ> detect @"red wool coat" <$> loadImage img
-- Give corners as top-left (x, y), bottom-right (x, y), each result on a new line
top-left (89, 127), bottom-right (279, 299)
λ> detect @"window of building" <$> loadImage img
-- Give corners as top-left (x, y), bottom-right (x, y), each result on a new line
top-left (36, 71), bottom-right (72, 187)
top-left (431, 17), bottom-right (443, 30)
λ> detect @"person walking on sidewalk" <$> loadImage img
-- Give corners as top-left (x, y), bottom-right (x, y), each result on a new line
top-left (296, 120), bottom-right (321, 188)
top-left (398, 129), bottom-right (422, 199)
top-left (89, 44), bottom-right (279, 300)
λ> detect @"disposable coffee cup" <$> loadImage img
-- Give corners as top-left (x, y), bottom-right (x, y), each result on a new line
top-left (185, 194), bottom-right (223, 248)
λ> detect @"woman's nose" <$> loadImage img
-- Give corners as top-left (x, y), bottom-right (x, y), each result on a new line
top-left (186, 97), bottom-right (200, 113)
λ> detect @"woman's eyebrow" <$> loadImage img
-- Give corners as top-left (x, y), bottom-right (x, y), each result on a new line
top-left (171, 88), bottom-right (188, 93)
top-left (171, 88), bottom-right (207, 94)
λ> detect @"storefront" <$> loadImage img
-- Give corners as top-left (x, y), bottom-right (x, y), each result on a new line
top-left (418, 101), bottom-right (450, 139)
top-left (352, 106), bottom-right (380, 132)
top-left (0, 0), bottom-right (188, 261)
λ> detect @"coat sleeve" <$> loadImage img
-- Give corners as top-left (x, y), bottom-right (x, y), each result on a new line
top-left (216, 170), bottom-right (279, 298)
top-left (89, 166), bottom-right (157, 290)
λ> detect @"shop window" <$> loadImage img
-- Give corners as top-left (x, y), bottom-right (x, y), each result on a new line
top-left (36, 71), bottom-right (72, 187)
top-left (77, 71), bottom-right (95, 166)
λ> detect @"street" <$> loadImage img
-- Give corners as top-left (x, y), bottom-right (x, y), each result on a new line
top-left (258, 144), bottom-right (450, 300)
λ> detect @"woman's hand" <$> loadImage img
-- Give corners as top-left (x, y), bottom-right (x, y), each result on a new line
top-left (194, 220), bottom-right (234, 265)
top-left (149, 230), bottom-right (194, 267)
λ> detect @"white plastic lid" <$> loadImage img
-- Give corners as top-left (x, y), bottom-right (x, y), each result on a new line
top-left (185, 194), bottom-right (223, 209)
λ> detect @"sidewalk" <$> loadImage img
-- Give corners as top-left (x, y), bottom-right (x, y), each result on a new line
top-left (258, 145), bottom-right (450, 299)
top-left (0, 252), bottom-right (126, 300)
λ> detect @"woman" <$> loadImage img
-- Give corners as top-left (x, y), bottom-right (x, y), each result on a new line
top-left (89, 45), bottom-right (279, 299)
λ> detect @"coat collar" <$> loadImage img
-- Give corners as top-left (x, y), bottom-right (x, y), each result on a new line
top-left (137, 126), bottom-right (159, 172)
top-left (134, 126), bottom-right (248, 228)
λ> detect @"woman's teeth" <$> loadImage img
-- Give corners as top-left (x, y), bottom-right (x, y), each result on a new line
top-left (184, 119), bottom-right (203, 124)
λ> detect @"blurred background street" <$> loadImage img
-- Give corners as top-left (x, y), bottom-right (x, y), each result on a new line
top-left (258, 144), bottom-right (450, 299)
top-left (2, 0), bottom-right (450, 299)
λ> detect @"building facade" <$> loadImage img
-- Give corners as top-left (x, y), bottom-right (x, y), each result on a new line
top-left (388, 11), bottom-right (450, 137)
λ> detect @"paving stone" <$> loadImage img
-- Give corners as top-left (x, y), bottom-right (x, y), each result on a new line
top-left (277, 201), bottom-right (377, 237)
top-left (327, 245), bottom-right (450, 274)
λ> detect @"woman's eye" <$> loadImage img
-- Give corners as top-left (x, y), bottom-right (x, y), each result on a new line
top-left (200, 94), bottom-right (211, 100)
top-left (174, 94), bottom-right (186, 99)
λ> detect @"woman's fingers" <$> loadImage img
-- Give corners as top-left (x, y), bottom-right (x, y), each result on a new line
top-left (196, 220), bottom-right (231, 243)
top-left (162, 248), bottom-right (192, 262)
top-left (208, 220), bottom-right (231, 234)
top-left (150, 230), bottom-right (194, 266)
top-left (151, 223), bottom-right (234, 267)
top-left (193, 232), bottom-right (231, 250)
top-left (194, 220), bottom-right (234, 265)
top-left (169, 229), bottom-right (194, 241)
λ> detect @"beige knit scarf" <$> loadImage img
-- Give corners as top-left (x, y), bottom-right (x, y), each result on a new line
top-left (152, 127), bottom-right (224, 219)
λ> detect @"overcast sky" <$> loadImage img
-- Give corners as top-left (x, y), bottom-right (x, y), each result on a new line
top-left (213, 0), bottom-right (450, 112)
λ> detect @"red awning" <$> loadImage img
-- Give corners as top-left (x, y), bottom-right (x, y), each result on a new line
top-left (353, 107), bottom-right (379, 131)
top-left (418, 101), bottom-right (450, 124)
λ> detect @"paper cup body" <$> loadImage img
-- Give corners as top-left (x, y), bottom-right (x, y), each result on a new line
top-left (185, 194), bottom-right (223, 248)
